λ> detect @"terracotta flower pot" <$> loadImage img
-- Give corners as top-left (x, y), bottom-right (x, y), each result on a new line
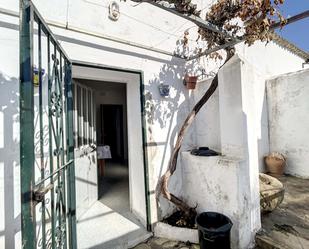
top-left (265, 152), bottom-right (286, 176)
top-left (184, 74), bottom-right (198, 90)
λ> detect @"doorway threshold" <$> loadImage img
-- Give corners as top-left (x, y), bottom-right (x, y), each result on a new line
top-left (77, 201), bottom-right (152, 249)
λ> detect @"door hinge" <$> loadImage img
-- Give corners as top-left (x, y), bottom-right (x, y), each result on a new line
top-left (33, 183), bottom-right (54, 204)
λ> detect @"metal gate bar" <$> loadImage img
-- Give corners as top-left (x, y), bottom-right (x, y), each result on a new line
top-left (19, 1), bottom-right (76, 248)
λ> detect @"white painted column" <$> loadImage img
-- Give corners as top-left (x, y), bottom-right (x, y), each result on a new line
top-left (218, 54), bottom-right (261, 248)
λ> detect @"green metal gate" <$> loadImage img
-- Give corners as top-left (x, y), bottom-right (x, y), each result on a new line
top-left (19, 1), bottom-right (77, 248)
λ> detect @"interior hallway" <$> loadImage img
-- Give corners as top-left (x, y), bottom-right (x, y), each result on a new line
top-left (77, 162), bottom-right (151, 249)
top-left (99, 162), bottom-right (130, 218)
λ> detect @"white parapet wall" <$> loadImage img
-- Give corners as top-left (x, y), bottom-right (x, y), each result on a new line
top-left (182, 153), bottom-right (251, 249)
top-left (267, 69), bottom-right (309, 178)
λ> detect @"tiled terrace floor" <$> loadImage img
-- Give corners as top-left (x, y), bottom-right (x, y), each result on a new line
top-left (135, 175), bottom-right (309, 249)
top-left (256, 175), bottom-right (309, 249)
top-left (133, 237), bottom-right (199, 249)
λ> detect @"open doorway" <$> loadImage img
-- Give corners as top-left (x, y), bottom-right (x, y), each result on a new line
top-left (96, 85), bottom-right (130, 215)
top-left (77, 79), bottom-right (130, 213)
top-left (72, 64), bottom-right (150, 248)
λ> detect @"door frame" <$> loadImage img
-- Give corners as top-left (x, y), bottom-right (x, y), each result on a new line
top-left (71, 60), bottom-right (151, 231)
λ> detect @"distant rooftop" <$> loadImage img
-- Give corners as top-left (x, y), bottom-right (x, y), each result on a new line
top-left (272, 32), bottom-right (309, 61)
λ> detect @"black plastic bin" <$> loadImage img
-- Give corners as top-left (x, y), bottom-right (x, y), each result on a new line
top-left (196, 212), bottom-right (233, 249)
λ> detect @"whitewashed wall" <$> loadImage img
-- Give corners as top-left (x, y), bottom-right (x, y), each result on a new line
top-left (182, 55), bottom-right (262, 249)
top-left (0, 1), bottom-right (200, 246)
top-left (181, 48), bottom-right (306, 247)
top-left (267, 69), bottom-right (309, 178)
top-left (191, 41), bottom-right (306, 171)
top-left (191, 78), bottom-right (221, 151)
top-left (238, 41), bottom-right (306, 77)
top-left (0, 9), bottom-right (21, 249)
top-left (74, 151), bottom-right (98, 219)
top-left (238, 41), bottom-right (305, 172)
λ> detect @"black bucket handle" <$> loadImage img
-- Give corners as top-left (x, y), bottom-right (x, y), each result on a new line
top-left (199, 220), bottom-right (233, 233)
top-left (203, 235), bottom-right (215, 242)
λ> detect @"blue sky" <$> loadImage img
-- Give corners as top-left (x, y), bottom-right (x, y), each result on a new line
top-left (276, 0), bottom-right (309, 52)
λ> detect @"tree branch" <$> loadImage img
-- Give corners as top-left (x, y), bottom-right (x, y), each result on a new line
top-left (159, 48), bottom-right (235, 215)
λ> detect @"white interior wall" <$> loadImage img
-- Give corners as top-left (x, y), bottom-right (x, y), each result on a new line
top-left (69, 79), bottom-right (98, 220)
top-left (78, 80), bottom-right (128, 161)
top-left (74, 150), bottom-right (98, 220)
top-left (267, 69), bottom-right (309, 178)
top-left (73, 79), bottom-right (129, 215)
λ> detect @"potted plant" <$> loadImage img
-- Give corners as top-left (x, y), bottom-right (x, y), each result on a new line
top-left (184, 74), bottom-right (198, 90)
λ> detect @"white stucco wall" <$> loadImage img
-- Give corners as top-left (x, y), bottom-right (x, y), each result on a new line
top-left (192, 78), bottom-right (221, 152)
top-left (237, 41), bottom-right (305, 77)
top-left (74, 150), bottom-right (98, 219)
top-left (267, 69), bottom-right (309, 178)
top-left (182, 55), bottom-right (262, 249)
top-left (217, 55), bottom-right (261, 248)
top-left (0, 11), bottom-right (20, 249)
top-left (189, 38), bottom-right (305, 172)
top-left (191, 55), bottom-right (271, 172)
top-left (182, 154), bottom-right (252, 249)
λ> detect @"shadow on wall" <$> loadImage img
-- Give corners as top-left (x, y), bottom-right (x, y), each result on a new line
top-left (144, 53), bottom-right (271, 221)
top-left (144, 55), bottom-right (213, 218)
top-left (0, 72), bottom-right (21, 249)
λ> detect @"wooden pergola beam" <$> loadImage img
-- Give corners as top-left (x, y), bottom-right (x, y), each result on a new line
top-left (146, 1), bottom-right (239, 41)
top-left (188, 10), bottom-right (309, 60)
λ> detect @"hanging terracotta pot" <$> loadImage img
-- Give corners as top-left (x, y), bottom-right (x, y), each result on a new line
top-left (184, 74), bottom-right (198, 90)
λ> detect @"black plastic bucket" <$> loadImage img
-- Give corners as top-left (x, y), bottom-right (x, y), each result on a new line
top-left (196, 212), bottom-right (233, 249)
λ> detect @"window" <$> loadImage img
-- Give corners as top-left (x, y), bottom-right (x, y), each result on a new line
top-left (73, 81), bottom-right (94, 148)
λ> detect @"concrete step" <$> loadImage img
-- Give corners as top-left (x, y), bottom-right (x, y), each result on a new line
top-left (256, 233), bottom-right (289, 249)
top-left (77, 201), bottom-right (152, 249)
top-left (256, 226), bottom-right (309, 249)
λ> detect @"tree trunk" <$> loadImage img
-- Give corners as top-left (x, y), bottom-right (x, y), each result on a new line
top-left (159, 48), bottom-right (235, 216)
